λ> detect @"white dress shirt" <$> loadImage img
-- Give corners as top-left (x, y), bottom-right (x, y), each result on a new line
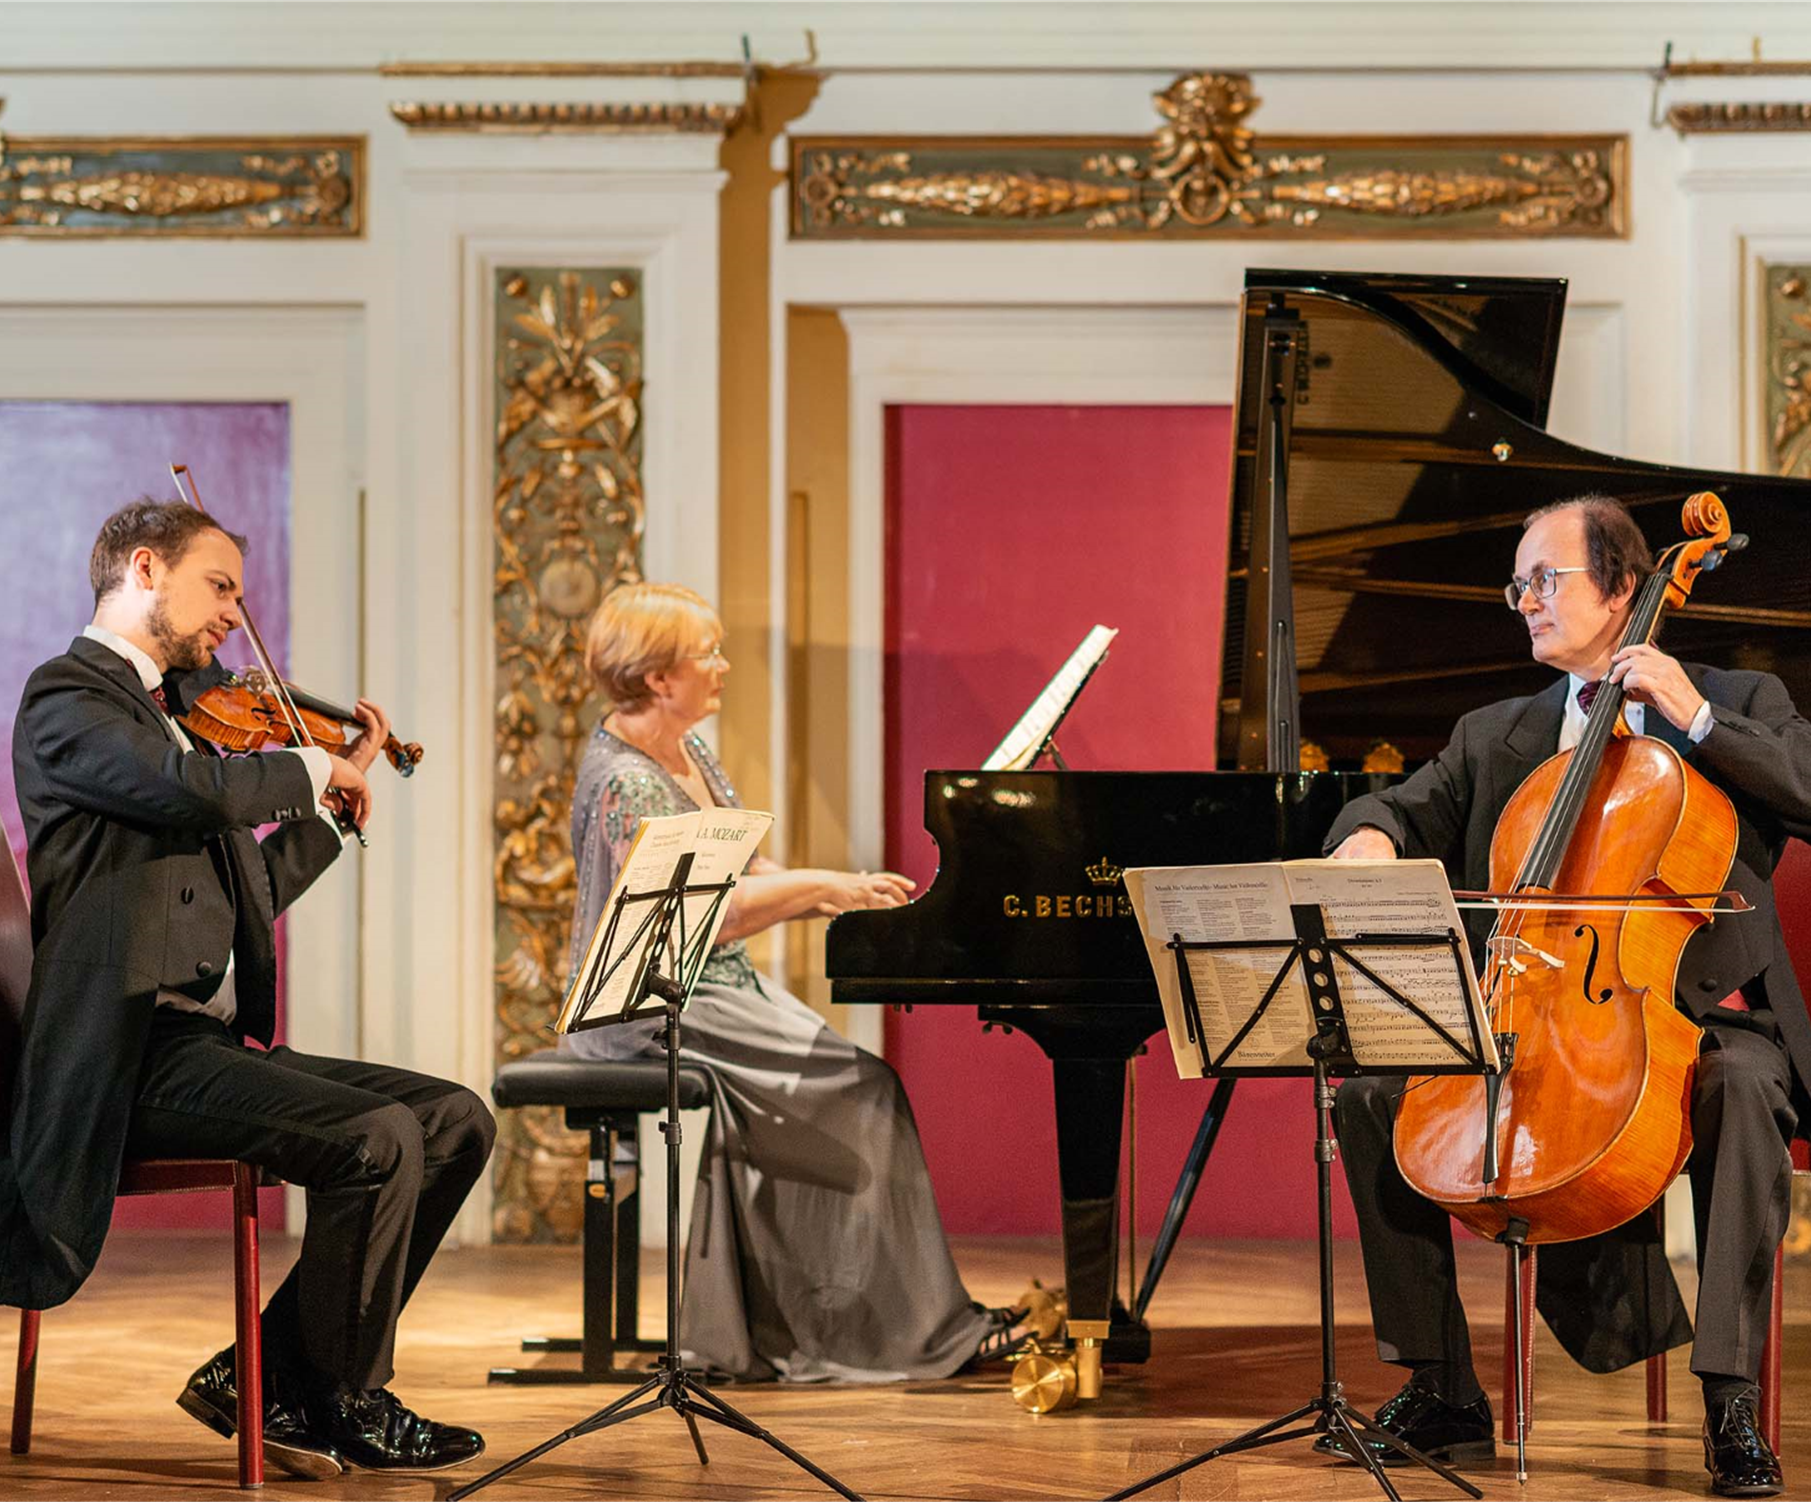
top-left (81, 624), bottom-right (334, 1025)
top-left (1558, 670), bottom-right (1715, 754)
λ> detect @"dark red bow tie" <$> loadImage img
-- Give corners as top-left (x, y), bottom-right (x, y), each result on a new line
top-left (149, 684), bottom-right (169, 713)
top-left (1576, 678), bottom-right (1604, 715)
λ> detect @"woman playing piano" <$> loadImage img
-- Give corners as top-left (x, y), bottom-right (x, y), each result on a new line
top-left (560, 581), bottom-right (1014, 1381)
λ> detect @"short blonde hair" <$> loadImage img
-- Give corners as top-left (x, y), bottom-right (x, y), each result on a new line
top-left (584, 582), bottom-right (721, 710)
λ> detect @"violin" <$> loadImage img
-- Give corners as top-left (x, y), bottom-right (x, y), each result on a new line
top-left (1393, 494), bottom-right (1747, 1247)
top-left (169, 463), bottom-right (424, 847)
top-left (180, 668), bottom-right (424, 776)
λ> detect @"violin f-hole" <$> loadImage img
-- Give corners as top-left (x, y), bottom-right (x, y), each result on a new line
top-left (1573, 923), bottom-right (1614, 1005)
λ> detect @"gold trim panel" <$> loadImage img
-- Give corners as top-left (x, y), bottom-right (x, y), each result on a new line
top-left (791, 73), bottom-right (1623, 241)
top-left (1667, 102), bottom-right (1811, 134)
top-left (1766, 264), bottom-right (1811, 482)
top-left (491, 267), bottom-right (646, 1243)
top-left (0, 134), bottom-right (362, 237)
top-left (390, 100), bottom-right (743, 134)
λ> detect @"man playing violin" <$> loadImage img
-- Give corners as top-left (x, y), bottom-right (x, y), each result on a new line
top-left (1322, 495), bottom-right (1811, 1497)
top-left (0, 500), bottom-right (494, 1479)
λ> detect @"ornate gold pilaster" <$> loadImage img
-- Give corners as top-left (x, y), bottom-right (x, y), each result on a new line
top-left (1765, 265), bottom-right (1811, 482)
top-left (491, 268), bottom-right (646, 1242)
top-left (792, 73), bottom-right (1623, 240)
top-left (0, 136), bottom-right (361, 236)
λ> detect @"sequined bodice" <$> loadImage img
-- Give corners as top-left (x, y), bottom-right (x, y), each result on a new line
top-left (567, 725), bottom-right (759, 994)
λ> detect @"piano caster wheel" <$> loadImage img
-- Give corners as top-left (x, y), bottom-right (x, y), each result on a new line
top-left (1011, 1342), bottom-right (1078, 1413)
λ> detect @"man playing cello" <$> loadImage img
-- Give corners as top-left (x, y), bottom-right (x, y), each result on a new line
top-left (1322, 495), bottom-right (1811, 1498)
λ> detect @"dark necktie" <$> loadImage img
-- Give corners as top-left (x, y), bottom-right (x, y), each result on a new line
top-left (1576, 678), bottom-right (1602, 716)
top-left (149, 683), bottom-right (170, 715)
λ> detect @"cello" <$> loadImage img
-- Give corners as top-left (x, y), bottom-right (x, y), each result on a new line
top-left (1393, 493), bottom-right (1748, 1246)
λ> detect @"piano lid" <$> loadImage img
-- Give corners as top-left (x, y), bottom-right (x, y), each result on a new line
top-left (1219, 268), bottom-right (1811, 765)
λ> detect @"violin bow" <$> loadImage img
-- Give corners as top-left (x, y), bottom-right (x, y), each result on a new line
top-left (170, 463), bottom-right (369, 847)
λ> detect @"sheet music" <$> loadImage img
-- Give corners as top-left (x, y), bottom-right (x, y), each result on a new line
top-left (1124, 858), bottom-right (1496, 1078)
top-left (1122, 864), bottom-right (1313, 1077)
top-left (679, 809), bottom-right (775, 966)
top-left (556, 812), bottom-right (701, 1033)
top-left (1280, 860), bottom-right (1497, 1072)
top-left (981, 625), bottom-right (1118, 771)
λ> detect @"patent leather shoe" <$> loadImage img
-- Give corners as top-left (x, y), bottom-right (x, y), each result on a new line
top-left (1313, 1378), bottom-right (1496, 1468)
top-left (308, 1385), bottom-right (485, 1472)
top-left (176, 1346), bottom-right (345, 1482)
top-left (1704, 1393), bottom-right (1783, 1497)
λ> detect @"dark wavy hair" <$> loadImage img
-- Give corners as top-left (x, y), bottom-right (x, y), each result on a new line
top-left (1522, 493), bottom-right (1652, 603)
top-left (89, 500), bottom-right (247, 605)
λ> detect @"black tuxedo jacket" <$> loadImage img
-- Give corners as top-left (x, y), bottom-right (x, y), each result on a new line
top-left (0, 635), bottom-right (341, 1308)
top-left (1325, 663), bottom-right (1811, 1371)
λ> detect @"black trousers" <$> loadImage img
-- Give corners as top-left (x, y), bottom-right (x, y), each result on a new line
top-left (123, 1011), bottom-right (495, 1392)
top-left (1336, 1020), bottom-right (1795, 1385)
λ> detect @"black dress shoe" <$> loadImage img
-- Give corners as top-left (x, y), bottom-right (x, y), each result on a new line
top-left (1704, 1393), bottom-right (1783, 1497)
top-left (1313, 1378), bottom-right (1496, 1468)
top-left (176, 1347), bottom-right (345, 1482)
top-left (308, 1385), bottom-right (486, 1472)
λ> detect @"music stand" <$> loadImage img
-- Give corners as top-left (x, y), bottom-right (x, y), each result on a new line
top-left (451, 850), bottom-right (864, 1502)
top-left (1107, 901), bottom-right (1490, 1502)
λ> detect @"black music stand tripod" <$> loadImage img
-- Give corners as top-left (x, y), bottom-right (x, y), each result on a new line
top-left (451, 853), bottom-right (864, 1502)
top-left (1107, 904), bottom-right (1489, 1502)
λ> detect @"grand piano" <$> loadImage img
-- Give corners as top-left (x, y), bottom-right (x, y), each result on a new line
top-left (826, 267), bottom-right (1811, 1392)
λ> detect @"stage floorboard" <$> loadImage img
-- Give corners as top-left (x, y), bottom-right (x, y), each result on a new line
top-left (4, 1232), bottom-right (1805, 1499)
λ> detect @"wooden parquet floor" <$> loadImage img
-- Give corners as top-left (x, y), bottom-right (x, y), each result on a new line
top-left (4, 1232), bottom-right (1806, 1500)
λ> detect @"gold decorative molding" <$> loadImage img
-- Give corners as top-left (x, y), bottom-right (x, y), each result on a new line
top-left (491, 267), bottom-right (645, 1243)
top-left (792, 73), bottom-right (1623, 240)
top-left (390, 100), bottom-right (743, 134)
top-left (1765, 265), bottom-right (1811, 481)
top-left (0, 135), bottom-right (361, 237)
top-left (381, 61), bottom-right (749, 78)
top-left (1667, 101), bottom-right (1811, 134)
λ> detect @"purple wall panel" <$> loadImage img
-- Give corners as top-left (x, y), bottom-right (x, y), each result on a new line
top-left (0, 401), bottom-right (291, 1233)
top-left (0, 401), bottom-right (291, 853)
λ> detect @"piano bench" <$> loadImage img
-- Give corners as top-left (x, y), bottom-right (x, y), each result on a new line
top-left (487, 1053), bottom-right (715, 1385)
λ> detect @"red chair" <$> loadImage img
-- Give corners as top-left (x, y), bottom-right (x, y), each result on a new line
top-left (1503, 1160), bottom-right (1798, 1453)
top-left (1503, 839), bottom-right (1811, 1451)
top-left (2, 835), bottom-right (273, 1488)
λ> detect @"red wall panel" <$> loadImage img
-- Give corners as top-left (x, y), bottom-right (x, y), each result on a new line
top-left (883, 403), bottom-right (1352, 1245)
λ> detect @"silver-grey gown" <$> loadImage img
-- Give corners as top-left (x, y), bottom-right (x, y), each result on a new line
top-left (559, 725), bottom-right (989, 1382)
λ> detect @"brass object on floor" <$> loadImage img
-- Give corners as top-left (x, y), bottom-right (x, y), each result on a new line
top-left (1068, 1318), bottom-right (1109, 1401)
top-left (1011, 1339), bottom-right (1079, 1413)
top-left (1015, 1280), bottom-right (1067, 1342)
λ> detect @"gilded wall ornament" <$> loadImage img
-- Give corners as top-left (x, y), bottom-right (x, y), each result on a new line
top-left (792, 73), bottom-right (1623, 240)
top-left (492, 268), bottom-right (645, 1242)
top-left (1766, 265), bottom-right (1811, 481)
top-left (0, 136), bottom-right (361, 236)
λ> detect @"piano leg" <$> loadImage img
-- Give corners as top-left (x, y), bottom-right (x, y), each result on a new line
top-left (987, 1005), bottom-right (1158, 1371)
top-left (1052, 1055), bottom-right (1150, 1373)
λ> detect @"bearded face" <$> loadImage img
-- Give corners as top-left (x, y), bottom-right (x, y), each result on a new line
top-left (145, 591), bottom-right (221, 672)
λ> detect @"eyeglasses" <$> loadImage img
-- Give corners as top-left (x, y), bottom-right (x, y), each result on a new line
top-left (1504, 566), bottom-right (1589, 611)
top-left (684, 644), bottom-right (727, 665)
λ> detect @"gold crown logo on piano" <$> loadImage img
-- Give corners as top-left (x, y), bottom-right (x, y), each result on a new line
top-left (1086, 857), bottom-right (1123, 888)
